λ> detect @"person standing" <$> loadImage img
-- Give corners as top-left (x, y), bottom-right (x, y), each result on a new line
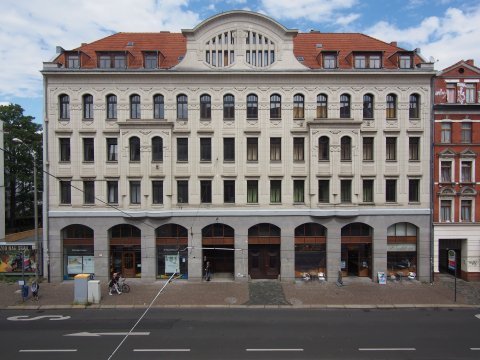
top-left (31, 280), bottom-right (39, 301)
top-left (204, 261), bottom-right (212, 281)
top-left (108, 273), bottom-right (121, 295)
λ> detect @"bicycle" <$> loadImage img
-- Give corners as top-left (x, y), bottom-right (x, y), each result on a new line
top-left (117, 277), bottom-right (130, 293)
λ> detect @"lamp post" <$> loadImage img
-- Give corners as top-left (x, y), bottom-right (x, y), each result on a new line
top-left (12, 138), bottom-right (39, 281)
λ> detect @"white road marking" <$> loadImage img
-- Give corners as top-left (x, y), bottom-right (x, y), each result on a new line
top-left (246, 349), bottom-right (304, 352)
top-left (19, 349), bottom-right (77, 352)
top-left (475, 314), bottom-right (480, 320)
top-left (134, 349), bottom-right (191, 352)
top-left (65, 331), bottom-right (150, 337)
top-left (8, 315), bottom-right (71, 321)
top-left (471, 348), bottom-right (480, 350)
top-left (359, 348), bottom-right (416, 351)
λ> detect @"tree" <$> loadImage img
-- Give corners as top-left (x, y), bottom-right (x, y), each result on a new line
top-left (0, 104), bottom-right (42, 232)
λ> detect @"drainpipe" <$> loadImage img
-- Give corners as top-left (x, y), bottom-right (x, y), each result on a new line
top-left (429, 74), bottom-right (435, 284)
top-left (43, 75), bottom-right (50, 283)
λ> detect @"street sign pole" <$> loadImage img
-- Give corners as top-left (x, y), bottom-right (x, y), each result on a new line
top-left (448, 249), bottom-right (457, 302)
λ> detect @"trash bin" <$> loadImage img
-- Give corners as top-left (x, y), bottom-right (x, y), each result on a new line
top-left (74, 274), bottom-right (90, 304)
top-left (21, 285), bottom-right (29, 300)
top-left (87, 280), bottom-right (101, 304)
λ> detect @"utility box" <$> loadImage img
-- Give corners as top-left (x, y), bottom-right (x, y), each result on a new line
top-left (74, 274), bottom-right (89, 304)
top-left (87, 280), bottom-right (101, 304)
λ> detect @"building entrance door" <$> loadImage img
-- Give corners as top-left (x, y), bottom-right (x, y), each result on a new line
top-left (122, 251), bottom-right (136, 278)
top-left (248, 244), bottom-right (280, 279)
top-left (347, 248), bottom-right (359, 276)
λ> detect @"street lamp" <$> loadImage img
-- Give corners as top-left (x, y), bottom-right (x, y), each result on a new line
top-left (12, 138), bottom-right (40, 281)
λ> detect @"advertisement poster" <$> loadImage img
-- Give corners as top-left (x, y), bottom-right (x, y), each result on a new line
top-left (82, 256), bottom-right (95, 274)
top-left (377, 271), bottom-right (386, 285)
top-left (448, 250), bottom-right (456, 271)
top-left (67, 256), bottom-right (83, 274)
top-left (165, 254), bottom-right (180, 273)
top-left (0, 246), bottom-right (36, 273)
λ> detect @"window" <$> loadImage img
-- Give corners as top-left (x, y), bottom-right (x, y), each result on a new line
top-left (152, 181), bottom-right (163, 204)
top-left (152, 137), bottom-right (163, 162)
top-left (340, 94), bottom-right (351, 118)
top-left (130, 181), bottom-right (141, 204)
top-left (409, 179), bottom-right (420, 202)
top-left (67, 54), bottom-right (80, 68)
top-left (107, 181), bottom-right (118, 204)
top-left (177, 180), bottom-right (188, 204)
top-left (386, 94), bottom-right (397, 119)
top-left (355, 55), bottom-right (366, 68)
top-left (83, 138), bottom-right (94, 162)
top-left (247, 94), bottom-right (258, 119)
top-left (144, 53), bottom-right (158, 69)
top-left (224, 180), bottom-right (235, 203)
top-left (83, 181), bottom-right (95, 204)
top-left (270, 94), bottom-right (281, 119)
top-left (247, 180), bottom-right (258, 203)
top-left (440, 161), bottom-right (452, 182)
top-left (369, 55), bottom-right (381, 69)
top-left (129, 137), bottom-right (140, 162)
top-left (399, 55), bottom-right (411, 69)
top-left (461, 122), bottom-right (472, 143)
top-left (177, 138), bottom-right (188, 162)
top-left (153, 94), bottom-right (164, 119)
top-left (316, 94), bottom-right (328, 118)
top-left (363, 137), bottom-right (373, 161)
top-left (60, 181), bottom-right (71, 204)
top-left (293, 94), bottom-right (304, 119)
top-left (99, 55), bottom-right (111, 68)
top-left (130, 94), bottom-right (141, 119)
top-left (318, 180), bottom-right (329, 203)
top-left (177, 94), bottom-right (188, 120)
top-left (386, 137), bottom-right (397, 161)
top-left (461, 161), bottom-right (472, 182)
top-left (318, 136), bottom-right (329, 161)
top-left (440, 200), bottom-right (452, 222)
top-left (409, 137), bottom-right (420, 161)
top-left (200, 138), bottom-right (212, 162)
top-left (409, 94), bottom-right (420, 119)
top-left (200, 94), bottom-right (211, 120)
top-left (223, 94), bottom-right (235, 120)
top-left (446, 84), bottom-right (456, 103)
top-left (114, 55), bottom-right (126, 69)
top-left (341, 137), bottom-right (351, 161)
top-left (270, 180), bottom-right (281, 203)
top-left (59, 138), bottom-right (70, 162)
top-left (461, 200), bottom-right (472, 222)
top-left (363, 94), bottom-right (373, 118)
top-left (293, 138), bottom-right (304, 161)
top-left (200, 180), bottom-right (212, 203)
top-left (106, 138), bottom-right (118, 162)
top-left (106, 94), bottom-right (117, 119)
top-left (247, 138), bottom-right (258, 161)
top-left (465, 83), bottom-right (476, 103)
top-left (340, 180), bottom-right (352, 203)
top-left (270, 137), bottom-right (281, 161)
top-left (83, 94), bottom-right (93, 119)
top-left (386, 179), bottom-right (397, 202)
top-left (363, 180), bottom-right (374, 203)
top-left (441, 123), bottom-right (451, 143)
top-left (223, 138), bottom-right (235, 162)
top-left (59, 94), bottom-right (70, 119)
top-left (323, 54), bottom-right (336, 68)
top-left (293, 180), bottom-right (305, 203)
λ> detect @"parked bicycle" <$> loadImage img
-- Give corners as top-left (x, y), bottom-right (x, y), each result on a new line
top-left (117, 276), bottom-right (130, 293)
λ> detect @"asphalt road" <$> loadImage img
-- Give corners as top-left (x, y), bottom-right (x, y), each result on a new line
top-left (1, 308), bottom-right (480, 359)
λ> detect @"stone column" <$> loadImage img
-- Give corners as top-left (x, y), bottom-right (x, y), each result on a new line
top-left (94, 227), bottom-right (109, 284)
top-left (48, 222), bottom-right (63, 283)
top-left (326, 221), bottom-right (342, 283)
top-left (234, 224), bottom-right (249, 282)
top-left (141, 223), bottom-right (156, 281)
top-left (189, 224), bottom-right (203, 282)
top-left (281, 226), bottom-right (295, 282)
top-left (372, 222), bottom-right (387, 283)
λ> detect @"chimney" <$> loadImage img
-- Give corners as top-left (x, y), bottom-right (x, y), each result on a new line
top-left (390, 41), bottom-right (397, 47)
top-left (56, 46), bottom-right (64, 54)
top-left (81, 43), bottom-right (87, 46)
top-left (466, 59), bottom-right (474, 66)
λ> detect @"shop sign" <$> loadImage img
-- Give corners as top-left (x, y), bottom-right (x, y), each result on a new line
top-left (165, 254), bottom-right (180, 273)
top-left (448, 250), bottom-right (456, 271)
top-left (387, 244), bottom-right (416, 252)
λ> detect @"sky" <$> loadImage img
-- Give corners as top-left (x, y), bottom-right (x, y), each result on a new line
top-left (1, 0), bottom-right (480, 125)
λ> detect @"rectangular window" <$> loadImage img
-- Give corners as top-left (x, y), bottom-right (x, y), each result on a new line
top-left (363, 137), bottom-right (374, 161)
top-left (270, 137), bottom-right (281, 161)
top-left (441, 123), bottom-right (452, 143)
top-left (107, 181), bottom-right (118, 204)
top-left (293, 180), bottom-right (305, 203)
top-left (409, 179), bottom-right (420, 203)
top-left (83, 181), bottom-right (95, 204)
top-left (386, 137), bottom-right (396, 161)
top-left (363, 179), bottom-right (374, 203)
top-left (318, 180), bottom-right (329, 203)
top-left (106, 138), bottom-right (118, 162)
top-left (340, 180), bottom-right (352, 203)
top-left (144, 53), bottom-right (158, 69)
top-left (99, 55), bottom-right (111, 68)
top-left (223, 138), bottom-right (235, 162)
top-left (130, 181), bottom-right (141, 204)
top-left (369, 55), bottom-right (381, 68)
top-left (293, 138), bottom-right (304, 161)
top-left (60, 181), bottom-right (71, 204)
top-left (177, 138), bottom-right (188, 162)
top-left (224, 180), bottom-right (235, 203)
top-left (446, 84), bottom-right (456, 103)
top-left (68, 55), bottom-right (80, 68)
top-left (461, 123), bottom-right (472, 143)
top-left (200, 180), bottom-right (212, 203)
top-left (152, 180), bottom-right (163, 204)
top-left (465, 83), bottom-right (476, 103)
top-left (59, 138), bottom-right (70, 162)
top-left (386, 179), bottom-right (397, 203)
top-left (355, 55), bottom-right (366, 68)
top-left (247, 138), bottom-right (258, 162)
top-left (323, 54), bottom-right (336, 68)
top-left (200, 138), bottom-right (212, 162)
top-left (440, 200), bottom-right (452, 222)
top-left (409, 137), bottom-right (420, 161)
top-left (270, 180), bottom-right (281, 203)
top-left (83, 138), bottom-right (94, 162)
top-left (461, 161), bottom-right (472, 182)
top-left (114, 55), bottom-right (126, 69)
top-left (399, 55), bottom-right (411, 68)
top-left (440, 161), bottom-right (452, 183)
top-left (177, 180), bottom-right (188, 204)
top-left (461, 200), bottom-right (472, 222)
top-left (247, 180), bottom-right (258, 203)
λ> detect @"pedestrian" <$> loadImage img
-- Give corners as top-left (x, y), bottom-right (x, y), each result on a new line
top-left (108, 273), bottom-right (122, 295)
top-left (204, 261), bottom-right (212, 281)
top-left (31, 280), bottom-right (39, 301)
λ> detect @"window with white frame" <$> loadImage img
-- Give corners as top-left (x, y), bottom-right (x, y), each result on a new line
top-left (130, 181), bottom-right (141, 205)
top-left (293, 180), bottom-right (305, 203)
top-left (270, 137), bottom-right (281, 161)
top-left (440, 200), bottom-right (452, 222)
top-left (293, 138), bottom-right (304, 161)
top-left (461, 122), bottom-right (472, 143)
top-left (461, 161), bottom-right (472, 182)
top-left (440, 161), bottom-right (453, 183)
top-left (441, 122), bottom-right (451, 143)
top-left (363, 179), bottom-right (374, 203)
top-left (446, 84), bottom-right (456, 103)
top-left (399, 55), bottom-right (411, 69)
top-left (465, 83), bottom-right (476, 103)
top-left (460, 199), bottom-right (473, 222)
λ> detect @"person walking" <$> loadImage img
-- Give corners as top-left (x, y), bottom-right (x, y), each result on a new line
top-left (204, 261), bottom-right (212, 281)
top-left (108, 273), bottom-right (122, 295)
top-left (31, 280), bottom-right (39, 301)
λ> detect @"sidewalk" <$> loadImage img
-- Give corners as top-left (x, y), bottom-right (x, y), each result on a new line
top-left (1, 274), bottom-right (479, 310)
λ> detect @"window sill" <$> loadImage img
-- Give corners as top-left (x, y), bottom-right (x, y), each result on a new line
top-left (223, 118), bottom-right (235, 121)
top-left (408, 159), bottom-right (420, 162)
top-left (129, 161), bottom-right (141, 164)
top-left (200, 118), bottom-right (211, 121)
top-left (246, 118), bottom-right (258, 121)
top-left (151, 161), bottom-right (163, 164)
top-left (59, 203), bottom-right (72, 206)
top-left (247, 161), bottom-right (259, 164)
top-left (341, 160), bottom-right (352, 162)
top-left (363, 117), bottom-right (374, 120)
top-left (314, 117), bottom-right (328, 120)
top-left (269, 118), bottom-right (282, 121)
top-left (82, 161), bottom-right (95, 164)
top-left (246, 203), bottom-right (259, 206)
top-left (270, 160), bottom-right (282, 163)
top-left (176, 118), bottom-right (188, 121)
top-left (82, 118), bottom-right (94, 121)
top-left (59, 118), bottom-right (70, 121)
top-left (362, 159), bottom-right (374, 162)
top-left (200, 160), bottom-right (212, 163)
top-left (176, 161), bottom-right (189, 164)
top-left (107, 203), bottom-right (119, 206)
top-left (386, 159), bottom-right (398, 162)
top-left (59, 161), bottom-right (71, 164)
top-left (223, 160), bottom-right (235, 164)
top-left (106, 160), bottom-right (118, 164)
top-left (106, 118), bottom-right (117, 121)
top-left (318, 159), bottom-right (330, 162)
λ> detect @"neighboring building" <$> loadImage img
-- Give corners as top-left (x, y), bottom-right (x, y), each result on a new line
top-left (433, 60), bottom-right (480, 281)
top-left (42, 11), bottom-right (434, 283)
top-left (0, 119), bottom-right (4, 242)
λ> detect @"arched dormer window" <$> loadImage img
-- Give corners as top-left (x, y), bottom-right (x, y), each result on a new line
top-left (245, 31), bottom-right (275, 67)
top-left (205, 31), bottom-right (236, 67)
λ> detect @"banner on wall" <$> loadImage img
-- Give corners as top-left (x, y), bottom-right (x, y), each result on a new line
top-left (0, 245), bottom-right (37, 273)
top-left (165, 254), bottom-right (180, 273)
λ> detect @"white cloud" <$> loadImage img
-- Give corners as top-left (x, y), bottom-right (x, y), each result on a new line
top-left (0, 101), bottom-right (11, 106)
top-left (335, 13), bottom-right (361, 26)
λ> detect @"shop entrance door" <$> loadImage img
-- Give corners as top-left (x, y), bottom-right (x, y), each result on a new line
top-left (122, 251), bottom-right (136, 278)
top-left (249, 245), bottom-right (280, 279)
top-left (347, 248), bottom-right (359, 276)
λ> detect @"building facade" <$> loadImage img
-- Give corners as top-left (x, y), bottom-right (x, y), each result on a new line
top-left (42, 11), bottom-right (434, 283)
top-left (433, 60), bottom-right (480, 281)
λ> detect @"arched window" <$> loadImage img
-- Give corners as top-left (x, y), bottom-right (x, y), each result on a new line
top-left (293, 94), bottom-right (304, 119)
top-left (83, 94), bottom-right (93, 119)
top-left (59, 94), bottom-right (70, 119)
top-left (130, 94), bottom-right (141, 119)
top-left (318, 136), bottom-right (330, 161)
top-left (340, 94), bottom-right (351, 118)
top-left (363, 94), bottom-right (374, 119)
top-left (177, 94), bottom-right (188, 120)
top-left (153, 94), bottom-right (164, 119)
top-left (223, 94), bottom-right (235, 120)
top-left (106, 94), bottom-right (117, 119)
top-left (316, 94), bottom-right (328, 118)
top-left (200, 94), bottom-right (211, 120)
top-left (129, 137), bottom-right (140, 162)
top-left (341, 136), bottom-right (351, 160)
top-left (152, 137), bottom-right (163, 162)
top-left (246, 94), bottom-right (258, 119)
top-left (386, 94), bottom-right (397, 119)
top-left (270, 94), bottom-right (281, 119)
top-left (409, 94), bottom-right (420, 119)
